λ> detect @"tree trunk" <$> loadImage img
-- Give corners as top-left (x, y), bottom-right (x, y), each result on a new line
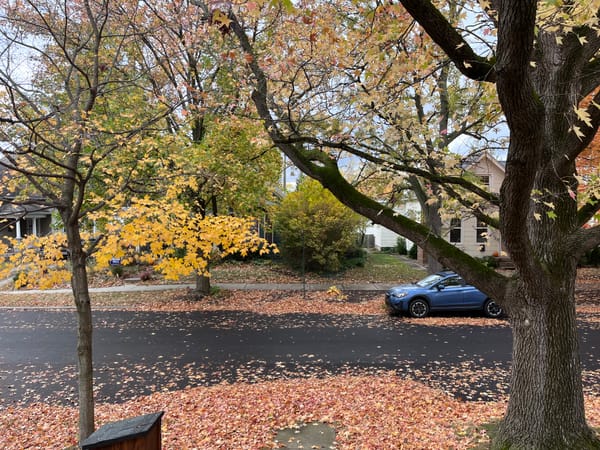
top-left (495, 274), bottom-right (599, 449)
top-left (68, 235), bottom-right (95, 442)
top-left (195, 272), bottom-right (211, 296)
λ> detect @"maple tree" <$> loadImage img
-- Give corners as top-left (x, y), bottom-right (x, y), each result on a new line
top-left (0, 0), bottom-right (181, 441)
top-left (121, 1), bottom-right (282, 292)
top-left (92, 180), bottom-right (276, 290)
top-left (210, 0), bottom-right (600, 447)
top-left (345, 1), bottom-right (505, 273)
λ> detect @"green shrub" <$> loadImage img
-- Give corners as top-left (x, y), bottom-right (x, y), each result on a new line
top-left (477, 255), bottom-right (499, 268)
top-left (397, 237), bottom-right (408, 255)
top-left (343, 246), bottom-right (367, 268)
top-left (273, 178), bottom-right (366, 273)
top-left (110, 265), bottom-right (124, 277)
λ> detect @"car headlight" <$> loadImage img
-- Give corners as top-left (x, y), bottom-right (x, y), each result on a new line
top-left (392, 292), bottom-right (408, 299)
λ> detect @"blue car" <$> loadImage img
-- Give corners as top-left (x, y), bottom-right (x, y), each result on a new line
top-left (385, 271), bottom-right (502, 318)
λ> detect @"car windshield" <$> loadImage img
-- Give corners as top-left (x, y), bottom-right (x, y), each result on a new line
top-left (415, 274), bottom-right (445, 287)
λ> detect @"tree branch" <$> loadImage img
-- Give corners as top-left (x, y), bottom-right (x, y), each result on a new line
top-left (226, 9), bottom-right (507, 296)
top-left (398, 0), bottom-right (496, 82)
top-left (577, 197), bottom-right (600, 228)
top-left (573, 224), bottom-right (600, 259)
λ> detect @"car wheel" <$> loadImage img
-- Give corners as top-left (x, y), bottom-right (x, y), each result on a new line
top-left (484, 299), bottom-right (503, 318)
top-left (408, 298), bottom-right (429, 318)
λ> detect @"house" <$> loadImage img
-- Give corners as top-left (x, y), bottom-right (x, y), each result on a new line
top-left (443, 152), bottom-right (505, 258)
top-left (365, 152), bottom-right (506, 263)
top-left (0, 161), bottom-right (54, 243)
top-left (364, 199), bottom-right (420, 251)
top-left (0, 203), bottom-right (54, 242)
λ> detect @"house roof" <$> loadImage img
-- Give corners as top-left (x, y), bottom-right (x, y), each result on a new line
top-left (0, 158), bottom-right (53, 219)
top-left (0, 202), bottom-right (53, 219)
top-left (462, 151), bottom-right (506, 173)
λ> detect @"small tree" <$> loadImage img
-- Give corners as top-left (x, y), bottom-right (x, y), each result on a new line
top-left (408, 243), bottom-right (418, 260)
top-left (274, 178), bottom-right (364, 272)
top-left (0, 1), bottom-right (176, 440)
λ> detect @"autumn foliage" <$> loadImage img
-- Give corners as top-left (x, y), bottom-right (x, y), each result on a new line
top-left (274, 178), bottom-right (365, 272)
top-left (94, 196), bottom-right (276, 281)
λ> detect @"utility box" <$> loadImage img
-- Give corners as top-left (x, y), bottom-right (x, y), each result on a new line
top-left (80, 411), bottom-right (164, 450)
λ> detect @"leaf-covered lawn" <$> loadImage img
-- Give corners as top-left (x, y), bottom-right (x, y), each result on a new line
top-left (210, 254), bottom-right (427, 284)
top-left (2, 374), bottom-right (599, 449)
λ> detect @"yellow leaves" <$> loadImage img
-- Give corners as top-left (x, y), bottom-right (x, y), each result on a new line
top-left (211, 10), bottom-right (232, 28)
top-left (574, 104), bottom-right (593, 127)
top-left (538, 0), bottom-right (600, 38)
top-left (570, 125), bottom-right (586, 141)
top-left (478, 0), bottom-right (492, 10)
top-left (0, 234), bottom-right (71, 290)
top-left (93, 196), bottom-right (276, 281)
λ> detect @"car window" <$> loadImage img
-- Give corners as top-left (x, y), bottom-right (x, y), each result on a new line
top-left (443, 276), bottom-right (464, 287)
top-left (416, 274), bottom-right (444, 287)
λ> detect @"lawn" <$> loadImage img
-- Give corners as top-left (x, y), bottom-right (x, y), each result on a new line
top-left (210, 251), bottom-right (426, 284)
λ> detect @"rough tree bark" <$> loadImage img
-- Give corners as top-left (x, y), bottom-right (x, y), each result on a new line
top-left (499, 270), bottom-right (594, 447)
top-left (195, 272), bottom-right (211, 296)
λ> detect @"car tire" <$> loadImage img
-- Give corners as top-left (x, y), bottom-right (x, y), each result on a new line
top-left (408, 298), bottom-right (429, 318)
top-left (484, 299), bottom-right (503, 318)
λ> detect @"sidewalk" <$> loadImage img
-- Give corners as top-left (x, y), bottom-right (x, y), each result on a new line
top-left (0, 281), bottom-right (395, 295)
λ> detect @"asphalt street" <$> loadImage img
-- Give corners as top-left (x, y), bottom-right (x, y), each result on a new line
top-left (1, 309), bottom-right (598, 407)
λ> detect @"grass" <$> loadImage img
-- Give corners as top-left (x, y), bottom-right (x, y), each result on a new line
top-left (342, 252), bottom-right (425, 283)
top-left (210, 252), bottom-right (426, 284)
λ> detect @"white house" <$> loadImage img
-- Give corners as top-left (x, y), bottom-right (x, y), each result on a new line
top-left (443, 152), bottom-right (505, 258)
top-left (0, 162), bottom-right (54, 243)
top-left (364, 152), bottom-right (506, 261)
top-left (364, 199), bottom-right (421, 250)
top-left (0, 203), bottom-right (54, 242)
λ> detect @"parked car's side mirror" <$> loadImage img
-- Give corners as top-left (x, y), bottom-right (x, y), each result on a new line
top-left (437, 284), bottom-right (445, 291)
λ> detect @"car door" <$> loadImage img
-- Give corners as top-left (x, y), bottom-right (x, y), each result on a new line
top-left (461, 283), bottom-right (488, 308)
top-left (430, 276), bottom-right (470, 310)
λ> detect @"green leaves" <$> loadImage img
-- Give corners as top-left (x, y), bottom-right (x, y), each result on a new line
top-left (274, 178), bottom-right (365, 272)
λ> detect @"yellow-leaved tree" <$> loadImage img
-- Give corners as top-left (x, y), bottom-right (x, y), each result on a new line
top-left (92, 190), bottom-right (276, 294)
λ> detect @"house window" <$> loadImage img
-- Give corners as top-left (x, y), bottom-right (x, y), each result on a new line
top-left (476, 220), bottom-right (488, 243)
top-left (449, 218), bottom-right (462, 243)
top-left (477, 175), bottom-right (490, 189)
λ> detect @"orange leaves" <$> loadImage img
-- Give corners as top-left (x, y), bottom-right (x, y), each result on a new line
top-left (3, 374), bottom-right (598, 449)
